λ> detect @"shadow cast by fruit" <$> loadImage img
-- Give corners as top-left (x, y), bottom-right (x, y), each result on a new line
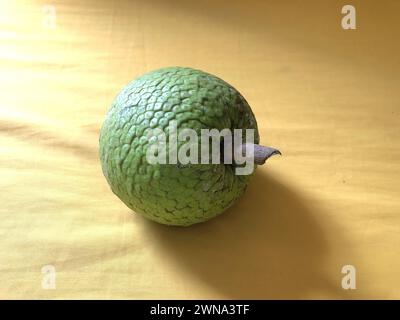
top-left (143, 170), bottom-right (345, 299)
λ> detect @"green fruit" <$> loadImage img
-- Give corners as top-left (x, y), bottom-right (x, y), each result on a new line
top-left (99, 67), bottom-right (279, 226)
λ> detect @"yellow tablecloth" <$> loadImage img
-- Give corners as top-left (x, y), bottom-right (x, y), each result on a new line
top-left (1, 0), bottom-right (399, 299)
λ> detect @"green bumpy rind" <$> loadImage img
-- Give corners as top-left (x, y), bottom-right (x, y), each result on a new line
top-left (99, 67), bottom-right (259, 226)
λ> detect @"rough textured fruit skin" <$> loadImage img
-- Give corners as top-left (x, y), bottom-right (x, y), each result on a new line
top-left (99, 67), bottom-right (259, 226)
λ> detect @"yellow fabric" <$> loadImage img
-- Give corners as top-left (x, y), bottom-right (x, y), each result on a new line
top-left (1, 0), bottom-right (399, 299)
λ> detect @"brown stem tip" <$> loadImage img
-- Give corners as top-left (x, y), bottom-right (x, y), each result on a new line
top-left (242, 143), bottom-right (282, 165)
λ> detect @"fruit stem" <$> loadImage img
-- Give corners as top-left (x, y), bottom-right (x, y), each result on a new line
top-left (241, 143), bottom-right (282, 165)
